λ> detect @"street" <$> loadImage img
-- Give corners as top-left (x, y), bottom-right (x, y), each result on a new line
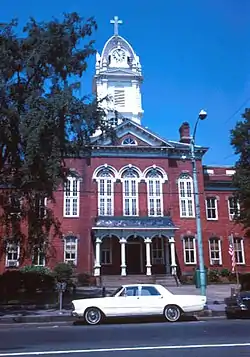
top-left (0, 319), bottom-right (250, 357)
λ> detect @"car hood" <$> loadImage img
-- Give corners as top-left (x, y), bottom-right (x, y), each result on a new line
top-left (72, 296), bottom-right (112, 307)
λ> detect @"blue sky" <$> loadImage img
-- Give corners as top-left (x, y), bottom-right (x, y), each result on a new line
top-left (2, 0), bottom-right (250, 165)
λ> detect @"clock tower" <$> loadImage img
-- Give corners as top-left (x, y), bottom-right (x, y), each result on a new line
top-left (93, 16), bottom-right (144, 132)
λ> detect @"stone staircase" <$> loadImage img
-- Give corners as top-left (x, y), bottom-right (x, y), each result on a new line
top-left (100, 274), bottom-right (178, 288)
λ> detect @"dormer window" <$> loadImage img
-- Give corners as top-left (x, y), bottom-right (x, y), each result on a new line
top-left (122, 137), bottom-right (137, 145)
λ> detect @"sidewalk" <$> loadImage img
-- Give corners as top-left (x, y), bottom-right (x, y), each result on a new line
top-left (0, 284), bottom-right (230, 324)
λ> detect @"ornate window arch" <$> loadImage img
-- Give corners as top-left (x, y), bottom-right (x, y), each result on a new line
top-left (145, 168), bottom-right (165, 216)
top-left (122, 137), bottom-right (137, 145)
top-left (178, 173), bottom-right (195, 218)
top-left (94, 166), bottom-right (116, 216)
top-left (120, 166), bottom-right (140, 216)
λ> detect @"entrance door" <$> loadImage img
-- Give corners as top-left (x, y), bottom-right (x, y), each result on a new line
top-left (126, 243), bottom-right (142, 274)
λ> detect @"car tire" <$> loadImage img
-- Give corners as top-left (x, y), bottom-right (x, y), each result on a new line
top-left (164, 305), bottom-right (181, 322)
top-left (84, 307), bottom-right (103, 325)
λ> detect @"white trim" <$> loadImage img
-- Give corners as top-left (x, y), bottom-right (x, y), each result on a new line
top-left (121, 167), bottom-right (140, 216)
top-left (234, 238), bottom-right (245, 265)
top-left (183, 236), bottom-right (197, 265)
top-left (64, 236), bottom-right (78, 265)
top-left (146, 178), bottom-right (163, 217)
top-left (32, 248), bottom-right (46, 267)
top-left (5, 242), bottom-right (20, 267)
top-left (63, 177), bottom-right (80, 218)
top-left (228, 197), bottom-right (240, 221)
top-left (119, 165), bottom-right (143, 180)
top-left (97, 177), bottom-right (115, 216)
top-left (205, 197), bottom-right (218, 220)
top-left (92, 164), bottom-right (118, 180)
top-left (209, 238), bottom-right (222, 265)
top-left (143, 166), bottom-right (168, 182)
top-left (178, 175), bottom-right (195, 218)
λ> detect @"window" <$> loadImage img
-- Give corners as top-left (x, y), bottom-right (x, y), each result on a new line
top-left (124, 286), bottom-right (139, 296)
top-left (178, 174), bottom-right (195, 218)
top-left (101, 239), bottom-right (112, 265)
top-left (63, 177), bottom-right (80, 217)
top-left (35, 196), bottom-right (47, 219)
top-left (141, 286), bottom-right (161, 296)
top-left (96, 169), bottom-right (114, 216)
top-left (114, 88), bottom-right (125, 108)
top-left (146, 169), bottom-right (163, 216)
top-left (122, 137), bottom-right (137, 145)
top-left (152, 237), bottom-right (164, 264)
top-left (183, 236), bottom-right (196, 264)
top-left (234, 238), bottom-right (245, 264)
top-left (5, 242), bottom-right (20, 267)
top-left (206, 197), bottom-right (218, 220)
top-left (33, 248), bottom-right (45, 266)
top-left (64, 236), bottom-right (78, 265)
top-left (209, 238), bottom-right (222, 265)
top-left (122, 168), bottom-right (139, 216)
top-left (228, 197), bottom-right (240, 220)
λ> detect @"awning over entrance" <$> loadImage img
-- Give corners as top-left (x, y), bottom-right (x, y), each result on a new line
top-left (92, 216), bottom-right (178, 239)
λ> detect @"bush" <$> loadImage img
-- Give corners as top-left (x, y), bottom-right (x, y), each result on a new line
top-left (20, 265), bottom-right (52, 276)
top-left (53, 262), bottom-right (73, 284)
top-left (220, 268), bottom-right (230, 277)
top-left (1, 270), bottom-right (23, 295)
top-left (77, 273), bottom-right (95, 286)
top-left (207, 269), bottom-right (220, 283)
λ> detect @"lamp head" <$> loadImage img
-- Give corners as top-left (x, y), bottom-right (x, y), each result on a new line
top-left (198, 109), bottom-right (207, 120)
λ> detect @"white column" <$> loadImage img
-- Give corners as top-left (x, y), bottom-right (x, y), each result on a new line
top-left (120, 238), bottom-right (127, 276)
top-left (145, 237), bottom-right (152, 276)
top-left (94, 237), bottom-right (102, 277)
top-left (169, 237), bottom-right (177, 275)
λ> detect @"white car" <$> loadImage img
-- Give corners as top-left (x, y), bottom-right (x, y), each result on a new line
top-left (71, 283), bottom-right (206, 325)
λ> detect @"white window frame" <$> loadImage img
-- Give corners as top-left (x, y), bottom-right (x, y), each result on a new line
top-left (228, 197), bottom-right (240, 221)
top-left (152, 237), bottom-right (164, 264)
top-left (96, 170), bottom-right (115, 216)
top-left (146, 171), bottom-right (164, 217)
top-left (205, 197), bottom-right (218, 220)
top-left (183, 236), bottom-right (197, 265)
top-left (209, 238), bottom-right (222, 265)
top-left (178, 175), bottom-right (195, 218)
top-left (234, 238), bottom-right (245, 265)
top-left (64, 236), bottom-right (78, 265)
top-left (5, 242), bottom-right (20, 267)
top-left (122, 169), bottom-right (139, 216)
top-left (63, 176), bottom-right (80, 218)
top-left (101, 239), bottom-right (112, 265)
top-left (32, 248), bottom-right (46, 266)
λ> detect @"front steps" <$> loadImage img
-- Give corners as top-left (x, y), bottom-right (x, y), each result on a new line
top-left (100, 274), bottom-right (178, 288)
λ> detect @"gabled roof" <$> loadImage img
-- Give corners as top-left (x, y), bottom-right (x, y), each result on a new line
top-left (91, 119), bottom-right (175, 147)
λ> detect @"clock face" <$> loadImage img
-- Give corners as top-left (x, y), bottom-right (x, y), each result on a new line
top-left (112, 49), bottom-right (126, 63)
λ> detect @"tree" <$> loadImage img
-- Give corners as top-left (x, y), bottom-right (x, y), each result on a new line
top-left (230, 108), bottom-right (250, 235)
top-left (0, 13), bottom-right (112, 259)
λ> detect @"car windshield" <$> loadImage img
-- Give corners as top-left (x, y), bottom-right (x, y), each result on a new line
top-left (111, 286), bottom-right (124, 297)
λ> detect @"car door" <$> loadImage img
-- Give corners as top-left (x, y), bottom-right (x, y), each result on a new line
top-left (109, 286), bottom-right (141, 317)
top-left (138, 285), bottom-right (166, 315)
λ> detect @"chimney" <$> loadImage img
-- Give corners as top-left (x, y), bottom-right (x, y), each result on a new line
top-left (179, 122), bottom-right (191, 143)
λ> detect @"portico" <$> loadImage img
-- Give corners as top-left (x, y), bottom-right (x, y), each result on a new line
top-left (92, 216), bottom-right (178, 277)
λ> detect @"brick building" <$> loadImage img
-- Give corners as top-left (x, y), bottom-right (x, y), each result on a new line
top-left (1, 17), bottom-right (249, 281)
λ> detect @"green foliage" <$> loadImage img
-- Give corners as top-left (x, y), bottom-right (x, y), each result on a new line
top-left (231, 108), bottom-right (250, 234)
top-left (0, 14), bottom-right (113, 258)
top-left (53, 262), bottom-right (73, 283)
top-left (220, 268), bottom-right (230, 277)
top-left (77, 272), bottom-right (95, 286)
top-left (20, 265), bottom-right (52, 275)
top-left (207, 269), bottom-right (220, 282)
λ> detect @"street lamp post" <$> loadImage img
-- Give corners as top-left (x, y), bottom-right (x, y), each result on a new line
top-left (191, 110), bottom-right (207, 297)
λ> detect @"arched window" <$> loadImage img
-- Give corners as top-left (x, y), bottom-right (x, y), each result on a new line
top-left (122, 168), bottom-right (139, 216)
top-left (178, 174), bottom-right (195, 218)
top-left (96, 168), bottom-right (115, 216)
top-left (122, 137), bottom-right (137, 145)
top-left (63, 176), bottom-right (80, 217)
top-left (146, 169), bottom-right (164, 216)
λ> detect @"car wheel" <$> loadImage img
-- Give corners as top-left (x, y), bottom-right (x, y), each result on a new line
top-left (84, 307), bottom-right (102, 325)
top-left (164, 305), bottom-right (181, 322)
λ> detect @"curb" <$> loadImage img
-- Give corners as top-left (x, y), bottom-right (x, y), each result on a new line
top-left (0, 310), bottom-right (225, 325)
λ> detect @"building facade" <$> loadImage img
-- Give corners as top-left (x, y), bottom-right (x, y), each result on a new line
top-left (0, 17), bottom-right (249, 279)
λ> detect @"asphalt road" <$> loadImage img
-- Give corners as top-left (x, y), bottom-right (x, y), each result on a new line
top-left (0, 318), bottom-right (250, 357)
